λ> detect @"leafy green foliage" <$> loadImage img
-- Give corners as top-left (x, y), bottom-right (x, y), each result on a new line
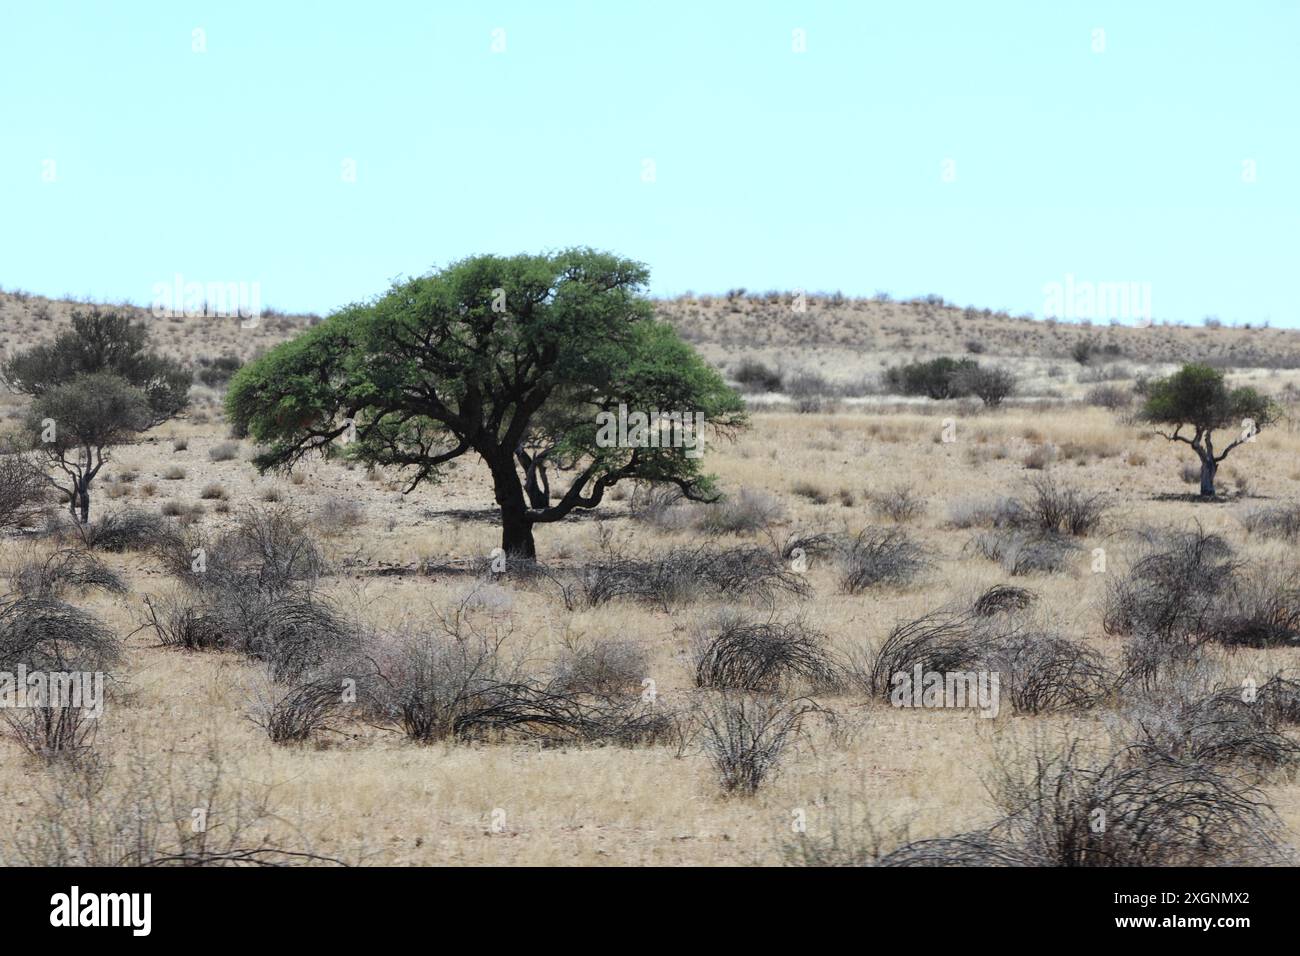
top-left (885, 357), bottom-right (979, 399)
top-left (3, 310), bottom-right (191, 424)
top-left (228, 249), bottom-right (747, 553)
top-left (1141, 363), bottom-right (1275, 434)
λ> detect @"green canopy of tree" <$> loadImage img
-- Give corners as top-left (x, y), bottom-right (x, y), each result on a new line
top-left (1140, 362), bottom-right (1278, 497)
top-left (227, 249), bottom-right (747, 557)
top-left (2, 310), bottom-right (191, 424)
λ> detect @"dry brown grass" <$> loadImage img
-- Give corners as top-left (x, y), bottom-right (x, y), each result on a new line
top-left (3, 291), bottom-right (1300, 865)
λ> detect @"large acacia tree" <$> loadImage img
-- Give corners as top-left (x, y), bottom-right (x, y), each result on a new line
top-left (1141, 363), bottom-right (1277, 497)
top-left (227, 250), bottom-right (747, 557)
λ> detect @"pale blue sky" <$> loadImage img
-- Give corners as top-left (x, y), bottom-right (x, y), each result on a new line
top-left (2, 1), bottom-right (1296, 325)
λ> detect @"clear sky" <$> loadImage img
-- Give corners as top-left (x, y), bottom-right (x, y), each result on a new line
top-left (2, 1), bottom-right (1296, 325)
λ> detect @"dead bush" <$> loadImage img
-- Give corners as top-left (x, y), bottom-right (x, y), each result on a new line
top-left (692, 611), bottom-right (842, 693)
top-left (1122, 684), bottom-right (1300, 773)
top-left (580, 545), bottom-right (809, 609)
top-left (868, 486), bottom-right (926, 523)
top-left (248, 669), bottom-right (352, 743)
top-left (861, 611), bottom-right (993, 699)
top-left (699, 692), bottom-right (825, 795)
top-left (12, 548), bottom-right (125, 598)
top-left (80, 508), bottom-right (180, 554)
top-left (839, 528), bottom-right (929, 593)
top-left (548, 638), bottom-right (648, 697)
top-left (1208, 565), bottom-right (1300, 648)
top-left (967, 530), bottom-right (1079, 576)
top-left (986, 630), bottom-right (1111, 714)
top-left (141, 594), bottom-right (226, 651)
top-left (1, 741), bottom-right (347, 865)
top-left (694, 488), bottom-right (784, 536)
top-left (984, 737), bottom-right (1290, 866)
top-left (947, 495), bottom-right (1024, 529)
top-left (971, 584), bottom-right (1037, 617)
top-left (1103, 526), bottom-right (1238, 637)
top-left (0, 447), bottom-right (49, 531)
top-left (1023, 475), bottom-right (1109, 536)
top-left (1239, 503), bottom-right (1300, 541)
top-left (0, 596), bottom-right (120, 673)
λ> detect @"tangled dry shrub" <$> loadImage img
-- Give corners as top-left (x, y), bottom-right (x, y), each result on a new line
top-left (0, 595), bottom-right (120, 759)
top-left (248, 669), bottom-right (356, 743)
top-left (580, 545), bottom-right (809, 609)
top-left (692, 611), bottom-right (842, 693)
top-left (868, 486), bottom-right (926, 523)
top-left (79, 508), bottom-right (180, 554)
top-left (548, 637), bottom-right (648, 697)
top-left (798, 734), bottom-right (1290, 867)
top-left (839, 528), bottom-right (929, 593)
top-left (698, 692), bottom-right (828, 795)
top-left (0, 446), bottom-right (49, 531)
top-left (11, 548), bottom-right (125, 598)
top-left (1120, 682), bottom-right (1300, 773)
top-left (860, 605), bottom-right (1107, 715)
top-left (971, 584), bottom-right (1038, 617)
top-left (862, 611), bottom-right (994, 699)
top-left (1103, 525), bottom-right (1238, 637)
top-left (1209, 565), bottom-right (1300, 648)
top-left (372, 594), bottom-right (674, 747)
top-left (967, 530), bottom-right (1080, 576)
top-left (982, 736), bottom-right (1290, 866)
top-left (985, 631), bottom-right (1111, 714)
top-left (1106, 526), bottom-right (1300, 648)
top-left (0, 595), bottom-right (120, 673)
top-left (1023, 475), bottom-right (1109, 536)
top-left (695, 488), bottom-right (785, 536)
top-left (141, 593), bottom-right (225, 650)
top-left (1239, 503), bottom-right (1300, 541)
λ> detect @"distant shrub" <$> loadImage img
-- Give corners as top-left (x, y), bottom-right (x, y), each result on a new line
top-left (952, 365), bottom-right (1016, 408)
top-left (208, 441), bottom-right (240, 462)
top-left (869, 486), bottom-right (926, 523)
top-left (885, 357), bottom-right (978, 399)
top-left (1084, 384), bottom-right (1131, 409)
top-left (1239, 503), bottom-right (1300, 541)
top-left (732, 358), bottom-right (783, 393)
top-left (1023, 475), bottom-right (1109, 536)
top-left (967, 530), bottom-right (1080, 576)
top-left (196, 355), bottom-right (243, 388)
top-left (695, 488), bottom-right (784, 536)
top-left (549, 638), bottom-right (648, 697)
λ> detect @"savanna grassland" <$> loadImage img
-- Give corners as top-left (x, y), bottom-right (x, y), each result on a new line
top-left (3, 287), bottom-right (1300, 866)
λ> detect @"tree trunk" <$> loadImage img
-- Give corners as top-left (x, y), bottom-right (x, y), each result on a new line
top-left (1199, 457), bottom-right (1217, 498)
top-left (490, 451), bottom-right (537, 559)
top-left (500, 502), bottom-right (537, 559)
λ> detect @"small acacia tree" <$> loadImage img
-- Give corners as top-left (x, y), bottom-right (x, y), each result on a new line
top-left (228, 249), bottom-right (747, 558)
top-left (1141, 363), bottom-right (1277, 498)
top-left (25, 373), bottom-right (155, 522)
top-left (3, 310), bottom-right (190, 523)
